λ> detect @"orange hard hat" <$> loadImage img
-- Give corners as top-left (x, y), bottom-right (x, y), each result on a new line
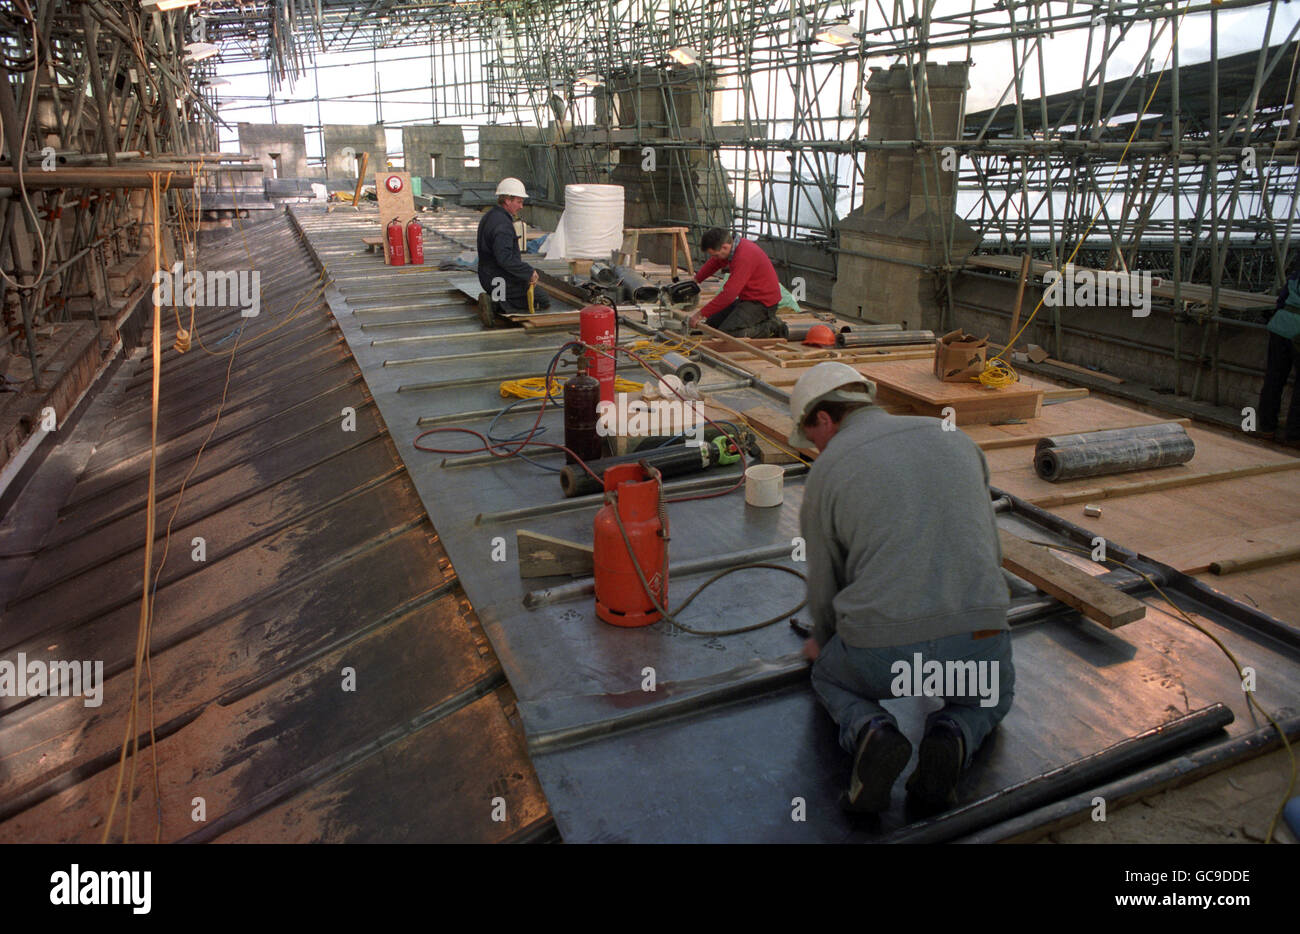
top-left (802, 324), bottom-right (836, 347)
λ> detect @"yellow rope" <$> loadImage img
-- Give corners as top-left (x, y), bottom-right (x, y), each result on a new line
top-left (1029, 538), bottom-right (1296, 844)
top-left (497, 340), bottom-right (701, 398)
top-left (976, 359), bottom-right (1020, 389)
top-left (499, 374), bottom-right (645, 399)
top-left (625, 335), bottom-right (701, 360)
top-left (103, 171), bottom-right (167, 844)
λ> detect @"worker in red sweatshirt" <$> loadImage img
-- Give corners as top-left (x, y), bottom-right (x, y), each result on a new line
top-left (686, 228), bottom-right (787, 338)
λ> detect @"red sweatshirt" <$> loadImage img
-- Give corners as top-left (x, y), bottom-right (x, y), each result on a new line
top-left (693, 237), bottom-right (781, 320)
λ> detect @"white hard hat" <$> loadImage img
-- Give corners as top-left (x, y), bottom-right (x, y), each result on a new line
top-left (787, 361), bottom-right (876, 448)
top-left (495, 177), bottom-right (528, 198)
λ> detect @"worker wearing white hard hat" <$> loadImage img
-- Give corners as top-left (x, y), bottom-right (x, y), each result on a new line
top-left (495, 177), bottom-right (529, 199)
top-left (786, 361), bottom-right (876, 450)
top-left (790, 361), bottom-right (1015, 816)
top-left (475, 177), bottom-right (549, 325)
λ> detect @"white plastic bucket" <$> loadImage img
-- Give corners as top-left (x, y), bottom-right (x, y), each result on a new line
top-left (744, 464), bottom-right (784, 507)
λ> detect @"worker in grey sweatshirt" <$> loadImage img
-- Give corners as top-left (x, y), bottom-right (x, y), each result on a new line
top-left (788, 362), bottom-right (1014, 814)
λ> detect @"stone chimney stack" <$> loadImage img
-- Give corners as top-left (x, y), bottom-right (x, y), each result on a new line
top-left (832, 61), bottom-right (978, 329)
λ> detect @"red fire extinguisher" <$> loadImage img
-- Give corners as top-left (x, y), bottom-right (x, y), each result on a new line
top-left (406, 219), bottom-right (424, 265)
top-left (593, 463), bottom-right (667, 627)
top-left (579, 305), bottom-right (616, 404)
top-left (386, 218), bottom-right (406, 266)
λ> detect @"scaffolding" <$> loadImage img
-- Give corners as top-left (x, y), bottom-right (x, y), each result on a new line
top-left (204, 2), bottom-right (1296, 289)
top-left (5, 1), bottom-right (1298, 386)
top-left (0, 0), bottom-right (232, 389)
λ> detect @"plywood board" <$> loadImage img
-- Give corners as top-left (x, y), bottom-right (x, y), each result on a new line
top-left (852, 357), bottom-right (1044, 425)
top-left (376, 171), bottom-right (416, 228)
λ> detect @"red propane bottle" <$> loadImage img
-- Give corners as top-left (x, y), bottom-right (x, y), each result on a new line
top-left (593, 463), bottom-right (667, 627)
top-left (386, 217), bottom-right (406, 266)
top-left (579, 305), bottom-right (616, 404)
top-left (406, 219), bottom-right (424, 265)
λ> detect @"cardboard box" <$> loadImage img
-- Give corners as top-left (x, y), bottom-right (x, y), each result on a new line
top-left (934, 329), bottom-right (989, 382)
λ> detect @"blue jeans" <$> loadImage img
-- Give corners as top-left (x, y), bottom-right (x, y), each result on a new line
top-left (810, 630), bottom-right (1015, 769)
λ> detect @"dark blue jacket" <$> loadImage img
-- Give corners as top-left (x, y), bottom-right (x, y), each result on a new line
top-left (476, 205), bottom-right (535, 304)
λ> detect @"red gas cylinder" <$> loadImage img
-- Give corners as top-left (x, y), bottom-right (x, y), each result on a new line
top-left (593, 463), bottom-right (667, 627)
top-left (406, 219), bottom-right (424, 265)
top-left (579, 305), bottom-right (616, 404)
top-left (386, 218), bottom-right (406, 266)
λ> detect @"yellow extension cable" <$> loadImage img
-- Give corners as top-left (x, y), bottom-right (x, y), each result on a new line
top-left (1027, 538), bottom-right (1296, 844)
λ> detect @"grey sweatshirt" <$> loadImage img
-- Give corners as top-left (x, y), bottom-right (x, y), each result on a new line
top-left (799, 406), bottom-right (1010, 649)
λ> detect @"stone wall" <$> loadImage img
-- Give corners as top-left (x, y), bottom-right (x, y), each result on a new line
top-left (831, 62), bottom-right (976, 330)
top-left (401, 125), bottom-right (467, 180)
top-left (951, 271), bottom-right (1274, 413)
top-left (478, 126), bottom-right (544, 190)
top-left (321, 124), bottom-right (388, 180)
top-left (237, 123), bottom-right (308, 179)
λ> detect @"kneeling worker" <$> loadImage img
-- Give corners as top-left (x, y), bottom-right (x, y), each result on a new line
top-left (476, 177), bottom-right (550, 323)
top-left (791, 362), bottom-right (1014, 814)
top-left (686, 228), bottom-right (785, 337)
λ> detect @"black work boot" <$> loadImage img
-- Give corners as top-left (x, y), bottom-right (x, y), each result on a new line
top-left (906, 716), bottom-right (966, 814)
top-left (476, 292), bottom-right (497, 329)
top-left (841, 717), bottom-right (912, 814)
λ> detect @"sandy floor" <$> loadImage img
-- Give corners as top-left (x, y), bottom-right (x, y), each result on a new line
top-left (1028, 747), bottom-right (1298, 844)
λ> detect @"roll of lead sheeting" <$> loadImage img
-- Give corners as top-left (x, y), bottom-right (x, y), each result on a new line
top-left (655, 351), bottom-right (702, 384)
top-left (1034, 426), bottom-right (1195, 482)
top-left (1033, 422), bottom-right (1190, 458)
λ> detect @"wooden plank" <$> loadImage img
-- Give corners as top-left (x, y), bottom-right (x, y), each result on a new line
top-left (999, 529), bottom-right (1146, 629)
top-left (699, 338), bottom-right (788, 351)
top-left (772, 347), bottom-right (936, 368)
top-left (695, 320), bottom-right (786, 366)
top-left (1028, 459), bottom-right (1300, 508)
top-left (1043, 387), bottom-right (1090, 403)
top-left (1146, 517), bottom-right (1300, 575)
top-left (1008, 252), bottom-right (1032, 351)
top-left (517, 530), bottom-right (595, 578)
top-left (352, 151), bottom-right (369, 206)
top-left (1041, 358), bottom-right (1126, 384)
top-left (518, 313), bottom-right (581, 329)
top-left (1210, 543), bottom-right (1300, 576)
